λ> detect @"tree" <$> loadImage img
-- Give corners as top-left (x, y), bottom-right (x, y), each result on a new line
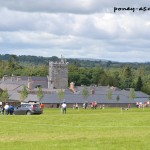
top-left (129, 88), bottom-right (136, 99)
top-left (37, 87), bottom-right (43, 101)
top-left (142, 81), bottom-right (150, 95)
top-left (106, 89), bottom-right (112, 100)
top-left (58, 89), bottom-right (65, 103)
top-left (79, 74), bottom-right (91, 86)
top-left (135, 76), bottom-right (143, 91)
top-left (0, 88), bottom-right (3, 97)
top-left (123, 66), bottom-right (132, 78)
top-left (20, 85), bottom-right (28, 102)
top-left (8, 59), bottom-right (15, 70)
top-left (100, 73), bottom-right (108, 86)
top-left (111, 71), bottom-right (120, 87)
top-left (1, 89), bottom-right (9, 103)
top-left (82, 86), bottom-right (89, 102)
top-left (68, 72), bottom-right (80, 86)
top-left (92, 67), bottom-right (104, 85)
top-left (120, 66), bottom-right (133, 89)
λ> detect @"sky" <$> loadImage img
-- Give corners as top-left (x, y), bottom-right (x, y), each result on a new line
top-left (0, 0), bottom-right (150, 62)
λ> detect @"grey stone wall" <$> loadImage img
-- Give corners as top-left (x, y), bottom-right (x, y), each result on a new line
top-left (48, 61), bottom-right (68, 89)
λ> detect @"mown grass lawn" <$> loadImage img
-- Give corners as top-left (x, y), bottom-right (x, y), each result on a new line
top-left (0, 107), bottom-right (150, 150)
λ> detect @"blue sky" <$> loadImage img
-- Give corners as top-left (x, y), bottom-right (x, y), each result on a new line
top-left (0, 0), bottom-right (149, 62)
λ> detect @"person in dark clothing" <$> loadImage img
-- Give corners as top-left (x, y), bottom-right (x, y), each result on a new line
top-left (62, 102), bottom-right (67, 114)
top-left (1, 106), bottom-right (5, 115)
top-left (9, 104), bottom-right (14, 115)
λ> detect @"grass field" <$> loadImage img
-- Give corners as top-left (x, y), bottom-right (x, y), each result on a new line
top-left (0, 107), bottom-right (150, 150)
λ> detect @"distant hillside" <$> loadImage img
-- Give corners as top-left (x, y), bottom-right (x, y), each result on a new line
top-left (0, 54), bottom-right (150, 69)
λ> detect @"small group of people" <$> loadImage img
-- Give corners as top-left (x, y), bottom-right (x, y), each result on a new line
top-left (0, 103), bottom-right (14, 115)
top-left (136, 101), bottom-right (149, 108)
top-left (136, 102), bottom-right (144, 108)
top-left (91, 101), bottom-right (97, 109)
top-left (100, 104), bottom-right (105, 109)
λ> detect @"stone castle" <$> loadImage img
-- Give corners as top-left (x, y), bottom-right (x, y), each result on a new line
top-left (0, 56), bottom-right (68, 91)
top-left (48, 55), bottom-right (68, 89)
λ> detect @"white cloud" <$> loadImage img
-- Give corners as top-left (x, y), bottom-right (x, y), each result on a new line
top-left (0, 0), bottom-right (149, 13)
top-left (0, 0), bottom-right (150, 62)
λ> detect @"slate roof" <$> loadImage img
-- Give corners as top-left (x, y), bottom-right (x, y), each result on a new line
top-left (6, 90), bottom-right (150, 104)
top-left (24, 94), bottom-right (39, 102)
top-left (40, 91), bottom-right (149, 104)
top-left (0, 76), bottom-right (48, 90)
top-left (9, 92), bottom-right (20, 100)
top-left (1, 77), bottom-right (149, 104)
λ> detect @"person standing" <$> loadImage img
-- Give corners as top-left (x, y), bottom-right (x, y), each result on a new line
top-left (40, 103), bottom-right (45, 113)
top-left (62, 102), bottom-right (67, 114)
top-left (4, 103), bottom-right (9, 115)
top-left (1, 106), bottom-right (5, 115)
top-left (75, 103), bottom-right (79, 110)
top-left (9, 104), bottom-right (14, 115)
top-left (128, 103), bottom-right (131, 109)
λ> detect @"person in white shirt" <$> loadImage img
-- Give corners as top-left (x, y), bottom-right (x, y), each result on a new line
top-left (62, 102), bottom-right (67, 114)
top-left (4, 103), bottom-right (9, 115)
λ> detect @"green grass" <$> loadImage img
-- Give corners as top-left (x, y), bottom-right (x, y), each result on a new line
top-left (0, 108), bottom-right (150, 150)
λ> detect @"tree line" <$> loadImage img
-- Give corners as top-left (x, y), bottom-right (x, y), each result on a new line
top-left (0, 54), bottom-right (150, 95)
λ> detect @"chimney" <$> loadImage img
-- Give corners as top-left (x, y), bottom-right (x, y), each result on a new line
top-left (69, 82), bottom-right (75, 93)
top-left (91, 89), bottom-right (95, 94)
top-left (3, 75), bottom-right (8, 81)
top-left (11, 74), bottom-right (15, 82)
top-left (28, 77), bottom-right (32, 90)
top-left (17, 76), bottom-right (21, 82)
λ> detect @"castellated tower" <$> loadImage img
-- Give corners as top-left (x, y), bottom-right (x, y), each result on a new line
top-left (48, 56), bottom-right (68, 89)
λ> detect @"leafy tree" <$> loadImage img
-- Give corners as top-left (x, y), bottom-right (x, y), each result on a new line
top-left (106, 89), bottom-right (112, 100)
top-left (129, 88), bottom-right (136, 99)
top-left (37, 87), bottom-right (43, 101)
top-left (68, 72), bottom-right (80, 86)
top-left (100, 73), bottom-right (108, 86)
top-left (72, 61), bottom-right (81, 67)
top-left (82, 86), bottom-right (89, 102)
top-left (107, 76), bottom-right (114, 86)
top-left (138, 66), bottom-right (145, 77)
top-left (20, 85), bottom-right (28, 102)
top-left (11, 54), bottom-right (18, 62)
top-left (111, 71), bottom-right (120, 87)
top-left (79, 74), bottom-right (91, 86)
top-left (0, 88), bottom-right (3, 97)
top-left (135, 76), bottom-right (143, 91)
top-left (68, 64), bottom-right (79, 72)
top-left (58, 89), bottom-right (65, 103)
top-left (120, 66), bottom-right (133, 89)
top-left (8, 59), bottom-right (15, 69)
top-left (123, 66), bottom-right (132, 78)
top-left (142, 81), bottom-right (150, 95)
top-left (1, 89), bottom-right (9, 103)
top-left (38, 65), bottom-right (48, 76)
top-left (121, 78), bottom-right (133, 89)
top-left (92, 67), bottom-right (104, 85)
top-left (51, 56), bottom-right (59, 62)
